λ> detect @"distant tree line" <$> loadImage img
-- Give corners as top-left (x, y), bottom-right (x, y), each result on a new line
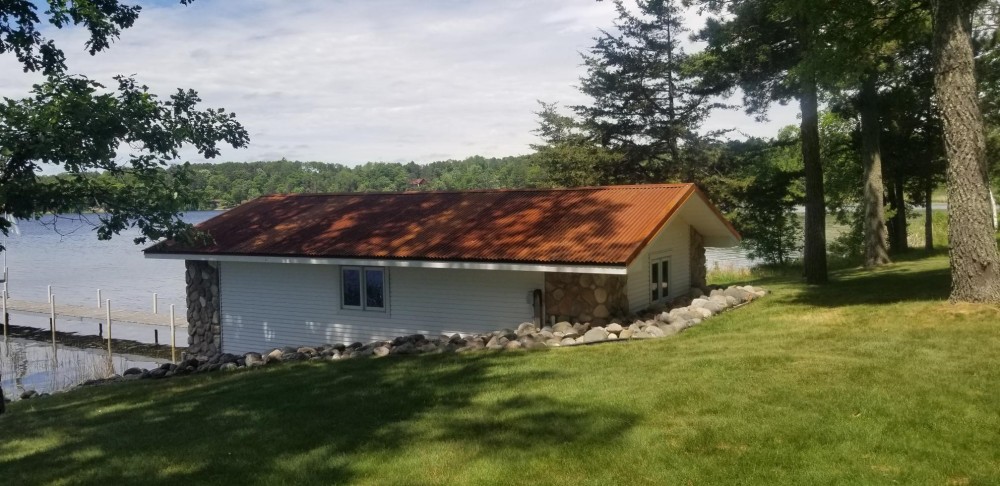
top-left (34, 156), bottom-right (551, 211)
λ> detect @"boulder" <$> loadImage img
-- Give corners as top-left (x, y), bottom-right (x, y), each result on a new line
top-left (690, 307), bottom-right (713, 319)
top-left (123, 367), bottom-right (143, 377)
top-left (516, 322), bottom-right (537, 335)
top-left (689, 298), bottom-right (711, 309)
top-left (702, 301), bottom-right (725, 314)
top-left (372, 346), bottom-right (391, 357)
top-left (582, 327), bottom-right (609, 343)
top-left (485, 336), bottom-right (508, 350)
top-left (148, 368), bottom-right (168, 379)
top-left (281, 352), bottom-right (306, 362)
top-left (220, 363), bottom-right (238, 372)
top-left (560, 337), bottom-right (577, 346)
top-left (656, 324), bottom-right (679, 337)
top-left (645, 326), bottom-right (665, 338)
top-left (503, 340), bottom-right (523, 350)
top-left (619, 329), bottom-right (634, 339)
top-left (20, 390), bottom-right (37, 400)
top-left (390, 342), bottom-right (416, 355)
top-left (724, 286), bottom-right (753, 303)
top-left (552, 321), bottom-right (574, 333)
top-left (709, 295), bottom-right (729, 307)
top-left (266, 348), bottom-right (283, 361)
top-left (605, 323), bottom-right (624, 333)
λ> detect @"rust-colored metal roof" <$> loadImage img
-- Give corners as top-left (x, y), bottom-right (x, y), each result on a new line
top-left (146, 184), bottom-right (730, 266)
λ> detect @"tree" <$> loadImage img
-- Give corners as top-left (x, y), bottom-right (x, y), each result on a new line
top-left (530, 102), bottom-right (624, 186)
top-left (576, 0), bottom-right (716, 183)
top-left (931, 0), bottom-right (1000, 303)
top-left (0, 0), bottom-right (244, 411)
top-left (702, 134), bottom-right (803, 265)
top-left (694, 0), bottom-right (831, 283)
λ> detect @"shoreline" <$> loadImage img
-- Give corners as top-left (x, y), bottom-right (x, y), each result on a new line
top-left (2, 324), bottom-right (182, 361)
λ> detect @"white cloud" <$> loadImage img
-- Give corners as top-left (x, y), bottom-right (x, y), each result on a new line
top-left (0, 0), bottom-right (799, 165)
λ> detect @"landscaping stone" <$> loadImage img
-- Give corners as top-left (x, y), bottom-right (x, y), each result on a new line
top-left (606, 323), bottom-right (623, 333)
top-left (503, 340), bottom-right (523, 350)
top-left (582, 327), bottom-right (609, 343)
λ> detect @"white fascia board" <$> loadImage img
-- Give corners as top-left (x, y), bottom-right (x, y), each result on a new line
top-left (144, 252), bottom-right (629, 275)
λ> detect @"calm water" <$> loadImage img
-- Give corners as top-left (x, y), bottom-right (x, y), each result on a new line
top-left (3, 211), bottom-right (220, 313)
top-left (1, 212), bottom-right (217, 400)
top-left (1, 338), bottom-right (163, 399)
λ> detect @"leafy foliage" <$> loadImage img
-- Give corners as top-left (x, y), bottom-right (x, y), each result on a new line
top-left (576, 0), bottom-right (719, 182)
top-left (0, 75), bottom-right (248, 244)
top-left (0, 0), bottom-right (192, 75)
top-left (702, 136), bottom-right (803, 265)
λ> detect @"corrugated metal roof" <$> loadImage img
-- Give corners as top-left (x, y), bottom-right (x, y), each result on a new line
top-left (145, 184), bottom-right (729, 266)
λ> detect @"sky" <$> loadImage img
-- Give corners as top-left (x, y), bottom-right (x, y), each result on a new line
top-left (1, 0), bottom-right (799, 166)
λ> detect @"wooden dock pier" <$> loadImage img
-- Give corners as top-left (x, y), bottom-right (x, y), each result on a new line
top-left (4, 299), bottom-right (188, 328)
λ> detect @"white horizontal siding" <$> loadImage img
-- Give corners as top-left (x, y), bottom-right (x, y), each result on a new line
top-left (626, 217), bottom-right (691, 313)
top-left (219, 262), bottom-right (542, 355)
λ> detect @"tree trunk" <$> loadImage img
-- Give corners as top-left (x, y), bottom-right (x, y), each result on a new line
top-left (800, 72), bottom-right (828, 283)
top-left (859, 72), bottom-right (891, 268)
top-left (932, 0), bottom-right (1000, 303)
top-left (925, 174), bottom-right (934, 252)
top-left (888, 174), bottom-right (909, 253)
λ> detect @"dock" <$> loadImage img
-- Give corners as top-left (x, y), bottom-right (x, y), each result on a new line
top-left (4, 299), bottom-right (188, 328)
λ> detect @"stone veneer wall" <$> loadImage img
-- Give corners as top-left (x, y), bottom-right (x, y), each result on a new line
top-left (544, 272), bottom-right (628, 325)
top-left (690, 227), bottom-right (707, 290)
top-left (185, 260), bottom-right (221, 360)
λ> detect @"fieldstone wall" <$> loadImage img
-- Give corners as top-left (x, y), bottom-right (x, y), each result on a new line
top-left (544, 272), bottom-right (628, 325)
top-left (185, 260), bottom-right (221, 360)
top-left (690, 227), bottom-right (707, 290)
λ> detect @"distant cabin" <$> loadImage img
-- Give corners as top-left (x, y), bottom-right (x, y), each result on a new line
top-left (144, 184), bottom-right (739, 358)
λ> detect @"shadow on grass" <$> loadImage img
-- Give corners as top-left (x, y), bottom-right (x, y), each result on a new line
top-left (787, 255), bottom-right (951, 308)
top-left (0, 351), bottom-right (637, 485)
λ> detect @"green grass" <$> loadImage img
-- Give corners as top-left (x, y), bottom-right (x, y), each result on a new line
top-left (3, 255), bottom-right (1000, 485)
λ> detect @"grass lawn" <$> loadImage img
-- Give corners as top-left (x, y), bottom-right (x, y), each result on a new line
top-left (2, 253), bottom-right (999, 485)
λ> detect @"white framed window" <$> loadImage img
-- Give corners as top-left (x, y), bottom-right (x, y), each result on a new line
top-left (650, 257), bottom-right (670, 302)
top-left (341, 266), bottom-right (386, 311)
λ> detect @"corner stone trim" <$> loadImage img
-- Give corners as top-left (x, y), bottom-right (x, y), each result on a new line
top-left (544, 272), bottom-right (628, 325)
top-left (690, 227), bottom-right (707, 290)
top-left (185, 260), bottom-right (221, 360)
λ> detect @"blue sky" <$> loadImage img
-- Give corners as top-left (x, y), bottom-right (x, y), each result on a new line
top-left (5, 0), bottom-right (798, 166)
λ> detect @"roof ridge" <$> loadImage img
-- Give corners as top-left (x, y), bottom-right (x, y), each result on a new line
top-left (261, 183), bottom-right (693, 198)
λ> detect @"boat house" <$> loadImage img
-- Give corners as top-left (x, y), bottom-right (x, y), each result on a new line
top-left (144, 184), bottom-right (739, 358)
